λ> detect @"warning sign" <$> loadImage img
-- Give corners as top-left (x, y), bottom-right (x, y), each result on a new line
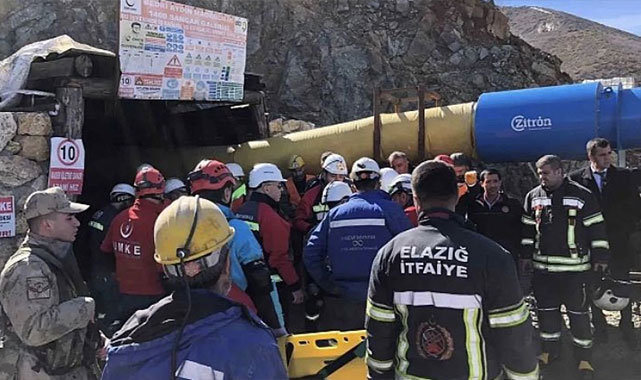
top-left (48, 138), bottom-right (85, 195)
top-left (164, 55), bottom-right (183, 77)
top-left (0, 196), bottom-right (15, 238)
top-left (167, 55), bottom-right (181, 67)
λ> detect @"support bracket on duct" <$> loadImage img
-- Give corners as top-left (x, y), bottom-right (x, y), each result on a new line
top-left (372, 86), bottom-right (442, 162)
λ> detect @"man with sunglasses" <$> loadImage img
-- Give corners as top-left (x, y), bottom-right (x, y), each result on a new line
top-left (100, 166), bottom-right (167, 323)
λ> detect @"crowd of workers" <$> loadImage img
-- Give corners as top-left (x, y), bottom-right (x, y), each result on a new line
top-left (0, 136), bottom-right (639, 380)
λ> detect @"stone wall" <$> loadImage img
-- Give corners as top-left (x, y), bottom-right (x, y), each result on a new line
top-left (0, 112), bottom-right (51, 268)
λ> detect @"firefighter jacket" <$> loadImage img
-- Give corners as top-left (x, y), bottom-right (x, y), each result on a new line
top-left (466, 193), bottom-right (523, 257)
top-left (304, 190), bottom-right (412, 302)
top-left (366, 209), bottom-right (539, 380)
top-left (102, 289), bottom-right (287, 380)
top-left (101, 198), bottom-right (165, 296)
top-left (236, 192), bottom-right (300, 291)
top-left (521, 178), bottom-right (610, 272)
top-left (294, 183), bottom-right (327, 233)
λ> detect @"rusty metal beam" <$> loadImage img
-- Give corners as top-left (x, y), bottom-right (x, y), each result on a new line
top-left (373, 87), bottom-right (382, 161)
top-left (417, 86), bottom-right (426, 161)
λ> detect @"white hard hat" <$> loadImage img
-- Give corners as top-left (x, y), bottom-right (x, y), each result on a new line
top-left (322, 154), bottom-right (348, 175)
top-left (388, 174), bottom-right (412, 196)
top-left (136, 163), bottom-right (155, 172)
top-left (226, 163), bottom-right (245, 178)
top-left (351, 157), bottom-right (381, 181)
top-left (248, 163), bottom-right (286, 188)
top-left (164, 178), bottom-right (187, 194)
top-left (110, 183), bottom-right (136, 199)
top-left (379, 168), bottom-right (399, 192)
top-left (593, 278), bottom-right (631, 311)
top-left (321, 181), bottom-right (353, 204)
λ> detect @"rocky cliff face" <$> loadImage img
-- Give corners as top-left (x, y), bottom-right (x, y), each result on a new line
top-left (502, 6), bottom-right (641, 84)
top-left (0, 0), bottom-right (571, 126)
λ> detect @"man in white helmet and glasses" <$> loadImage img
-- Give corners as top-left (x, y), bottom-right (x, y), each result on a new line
top-left (304, 157), bottom-right (412, 330)
top-left (102, 196), bottom-right (287, 380)
top-left (236, 164), bottom-right (303, 330)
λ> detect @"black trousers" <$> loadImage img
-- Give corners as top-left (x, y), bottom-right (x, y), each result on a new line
top-left (319, 297), bottom-right (366, 331)
top-left (533, 271), bottom-right (592, 362)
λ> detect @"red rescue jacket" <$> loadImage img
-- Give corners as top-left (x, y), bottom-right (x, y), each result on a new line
top-left (101, 198), bottom-right (165, 296)
top-left (236, 192), bottom-right (300, 290)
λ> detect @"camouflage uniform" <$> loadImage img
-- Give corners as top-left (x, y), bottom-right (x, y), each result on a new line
top-left (0, 187), bottom-right (99, 380)
top-left (0, 234), bottom-right (97, 379)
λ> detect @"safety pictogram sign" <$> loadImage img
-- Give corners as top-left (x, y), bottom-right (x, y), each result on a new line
top-left (48, 137), bottom-right (85, 195)
top-left (167, 55), bottom-right (182, 67)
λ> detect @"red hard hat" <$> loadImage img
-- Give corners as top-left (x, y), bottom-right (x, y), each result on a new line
top-left (187, 159), bottom-right (236, 193)
top-left (134, 167), bottom-right (165, 196)
top-left (434, 154), bottom-right (454, 166)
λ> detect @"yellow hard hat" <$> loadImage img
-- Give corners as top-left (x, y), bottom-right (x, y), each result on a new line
top-left (289, 155), bottom-right (306, 170)
top-left (154, 196), bottom-right (234, 266)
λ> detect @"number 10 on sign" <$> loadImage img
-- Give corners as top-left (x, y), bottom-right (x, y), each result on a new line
top-left (48, 138), bottom-right (85, 195)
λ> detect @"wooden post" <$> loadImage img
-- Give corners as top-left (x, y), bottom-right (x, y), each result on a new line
top-left (55, 86), bottom-right (84, 139)
top-left (373, 88), bottom-right (382, 162)
top-left (417, 86), bottom-right (426, 161)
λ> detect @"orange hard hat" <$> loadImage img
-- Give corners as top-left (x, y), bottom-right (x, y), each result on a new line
top-left (187, 159), bottom-right (236, 193)
top-left (134, 167), bottom-right (165, 196)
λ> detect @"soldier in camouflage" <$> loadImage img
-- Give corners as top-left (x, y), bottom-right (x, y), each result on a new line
top-left (0, 187), bottom-right (104, 380)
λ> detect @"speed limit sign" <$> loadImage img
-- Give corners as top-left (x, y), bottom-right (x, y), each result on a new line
top-left (56, 139), bottom-right (80, 166)
top-left (48, 137), bottom-right (85, 194)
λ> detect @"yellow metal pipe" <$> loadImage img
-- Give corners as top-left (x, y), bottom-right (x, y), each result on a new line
top-left (214, 102), bottom-right (476, 173)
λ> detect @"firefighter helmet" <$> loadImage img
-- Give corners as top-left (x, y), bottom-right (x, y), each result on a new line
top-left (188, 160), bottom-right (236, 193)
top-left (134, 167), bottom-right (165, 196)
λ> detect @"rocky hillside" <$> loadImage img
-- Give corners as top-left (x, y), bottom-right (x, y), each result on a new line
top-left (0, 0), bottom-right (570, 126)
top-left (501, 6), bottom-right (641, 84)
